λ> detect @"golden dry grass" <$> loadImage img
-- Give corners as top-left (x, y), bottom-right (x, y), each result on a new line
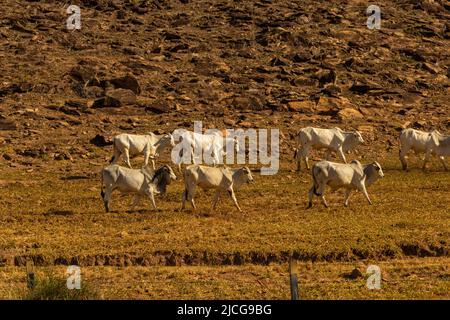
top-left (1, 258), bottom-right (448, 299)
top-left (0, 149), bottom-right (449, 299)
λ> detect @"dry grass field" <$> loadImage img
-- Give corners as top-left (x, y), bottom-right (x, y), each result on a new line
top-left (0, 152), bottom-right (449, 299)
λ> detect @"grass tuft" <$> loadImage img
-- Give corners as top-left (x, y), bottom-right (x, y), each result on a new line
top-left (22, 272), bottom-right (100, 300)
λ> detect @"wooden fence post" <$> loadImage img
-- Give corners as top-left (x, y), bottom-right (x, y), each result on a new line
top-left (289, 257), bottom-right (298, 300)
top-left (26, 261), bottom-right (35, 289)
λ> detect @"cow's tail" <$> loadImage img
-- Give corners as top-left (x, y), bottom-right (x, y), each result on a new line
top-left (311, 166), bottom-right (322, 196)
top-left (100, 169), bottom-right (106, 199)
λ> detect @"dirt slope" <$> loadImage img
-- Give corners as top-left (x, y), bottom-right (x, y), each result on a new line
top-left (0, 0), bottom-right (449, 166)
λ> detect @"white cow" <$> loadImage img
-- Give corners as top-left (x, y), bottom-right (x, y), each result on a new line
top-left (110, 133), bottom-right (175, 169)
top-left (308, 160), bottom-right (384, 208)
top-left (174, 130), bottom-right (239, 172)
top-left (180, 165), bottom-right (253, 212)
top-left (423, 131), bottom-right (449, 171)
top-left (101, 164), bottom-right (177, 212)
top-left (399, 128), bottom-right (433, 170)
top-left (294, 127), bottom-right (364, 171)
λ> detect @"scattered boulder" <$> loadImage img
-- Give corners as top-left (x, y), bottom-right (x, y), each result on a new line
top-left (144, 99), bottom-right (173, 114)
top-left (338, 108), bottom-right (364, 120)
top-left (343, 268), bottom-right (364, 280)
top-left (0, 83), bottom-right (33, 97)
top-left (84, 86), bottom-right (104, 98)
top-left (90, 134), bottom-right (113, 147)
top-left (104, 89), bottom-right (137, 107)
top-left (223, 118), bottom-right (236, 126)
top-left (231, 96), bottom-right (264, 111)
top-left (0, 119), bottom-right (18, 130)
top-left (109, 75), bottom-right (141, 94)
top-left (287, 100), bottom-right (315, 113)
top-left (69, 65), bottom-right (97, 84)
top-left (53, 151), bottom-right (73, 161)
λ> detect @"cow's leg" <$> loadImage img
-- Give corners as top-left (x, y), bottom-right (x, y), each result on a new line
top-left (110, 149), bottom-right (121, 164)
top-left (422, 150), bottom-right (431, 171)
top-left (186, 186), bottom-right (197, 211)
top-left (180, 189), bottom-right (187, 211)
top-left (177, 149), bottom-right (184, 173)
top-left (143, 150), bottom-right (149, 167)
top-left (296, 154), bottom-right (301, 171)
top-left (302, 146), bottom-right (311, 170)
top-left (102, 187), bottom-right (113, 213)
top-left (337, 147), bottom-right (347, 163)
top-left (131, 195), bottom-right (141, 211)
top-left (399, 146), bottom-right (410, 171)
top-left (144, 148), bottom-right (155, 169)
top-left (358, 183), bottom-right (372, 205)
top-left (191, 149), bottom-right (197, 165)
top-left (228, 189), bottom-right (242, 212)
top-left (439, 156), bottom-right (448, 171)
top-left (344, 189), bottom-right (352, 207)
top-left (212, 190), bottom-right (221, 210)
top-left (304, 155), bottom-right (310, 170)
top-left (321, 196), bottom-right (328, 208)
top-left (145, 189), bottom-right (157, 210)
top-left (298, 146), bottom-right (310, 171)
top-left (123, 149), bottom-right (132, 168)
top-left (307, 186), bottom-right (314, 208)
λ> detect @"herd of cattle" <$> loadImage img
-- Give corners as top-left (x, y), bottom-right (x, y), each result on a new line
top-left (100, 127), bottom-right (449, 212)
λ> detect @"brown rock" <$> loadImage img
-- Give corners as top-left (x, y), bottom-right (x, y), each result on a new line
top-left (90, 134), bottom-right (113, 147)
top-left (109, 75), bottom-right (141, 94)
top-left (338, 108), bottom-right (364, 120)
top-left (145, 100), bottom-right (173, 114)
top-left (84, 86), bottom-right (104, 98)
top-left (343, 268), bottom-right (364, 279)
top-left (69, 65), bottom-right (97, 83)
top-left (0, 119), bottom-right (18, 130)
top-left (231, 96), bottom-right (264, 111)
top-left (104, 89), bottom-right (137, 107)
top-left (238, 121), bottom-right (252, 128)
top-left (422, 62), bottom-right (440, 74)
top-left (287, 100), bottom-right (315, 113)
top-left (223, 118), bottom-right (236, 126)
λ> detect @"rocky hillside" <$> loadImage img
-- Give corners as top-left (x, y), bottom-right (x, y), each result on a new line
top-left (0, 0), bottom-right (449, 166)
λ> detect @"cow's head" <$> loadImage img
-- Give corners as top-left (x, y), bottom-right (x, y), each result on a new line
top-left (152, 165), bottom-right (177, 194)
top-left (241, 166), bottom-right (254, 183)
top-left (353, 131), bottom-right (365, 144)
top-left (372, 161), bottom-right (384, 178)
top-left (160, 133), bottom-right (175, 148)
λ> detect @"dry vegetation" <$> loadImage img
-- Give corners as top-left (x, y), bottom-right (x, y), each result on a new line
top-left (0, 0), bottom-right (449, 299)
top-left (0, 156), bottom-right (449, 299)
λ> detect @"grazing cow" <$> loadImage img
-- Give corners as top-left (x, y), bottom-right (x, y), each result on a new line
top-left (100, 164), bottom-right (177, 212)
top-left (174, 130), bottom-right (240, 172)
top-left (399, 128), bottom-right (433, 170)
top-left (308, 160), bottom-right (384, 208)
top-left (110, 133), bottom-right (175, 169)
top-left (423, 131), bottom-right (449, 171)
top-left (294, 127), bottom-right (364, 171)
top-left (180, 165), bottom-right (253, 212)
